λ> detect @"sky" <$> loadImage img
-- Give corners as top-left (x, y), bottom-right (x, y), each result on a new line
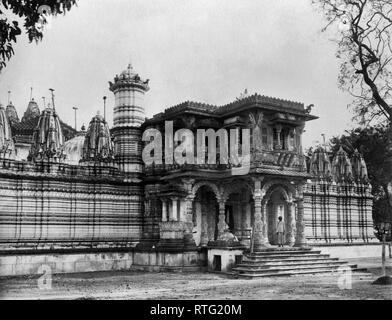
top-left (0, 0), bottom-right (358, 148)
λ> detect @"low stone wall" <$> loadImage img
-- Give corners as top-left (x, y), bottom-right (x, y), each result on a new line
top-left (0, 249), bottom-right (207, 277)
top-left (316, 244), bottom-right (383, 259)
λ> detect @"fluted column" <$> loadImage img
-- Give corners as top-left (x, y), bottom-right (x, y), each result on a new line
top-left (294, 198), bottom-right (307, 247)
top-left (285, 201), bottom-right (295, 246)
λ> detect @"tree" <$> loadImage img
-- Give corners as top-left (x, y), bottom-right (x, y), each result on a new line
top-left (328, 125), bottom-right (392, 224)
top-left (312, 0), bottom-right (392, 125)
top-left (0, 0), bottom-right (77, 71)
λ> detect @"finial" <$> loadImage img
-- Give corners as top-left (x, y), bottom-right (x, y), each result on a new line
top-left (8, 90), bottom-right (11, 104)
top-left (103, 96), bottom-right (107, 122)
top-left (30, 87), bottom-right (33, 101)
top-left (49, 88), bottom-right (55, 111)
top-left (42, 97), bottom-right (46, 108)
top-left (72, 106), bottom-right (78, 131)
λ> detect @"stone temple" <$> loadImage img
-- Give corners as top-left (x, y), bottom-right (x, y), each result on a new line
top-left (0, 64), bottom-right (378, 276)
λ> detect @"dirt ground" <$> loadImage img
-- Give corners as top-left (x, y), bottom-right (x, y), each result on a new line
top-left (1, 258), bottom-right (392, 300)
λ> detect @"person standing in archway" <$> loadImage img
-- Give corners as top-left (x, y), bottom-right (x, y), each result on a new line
top-left (276, 216), bottom-right (285, 248)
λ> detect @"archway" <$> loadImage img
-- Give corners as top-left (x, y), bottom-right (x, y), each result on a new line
top-left (192, 185), bottom-right (219, 246)
top-left (262, 184), bottom-right (295, 247)
top-left (224, 186), bottom-right (253, 247)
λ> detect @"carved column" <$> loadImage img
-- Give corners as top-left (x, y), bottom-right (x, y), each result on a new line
top-left (297, 124), bottom-right (305, 156)
top-left (275, 124), bottom-right (282, 150)
top-left (184, 196), bottom-right (196, 247)
top-left (162, 200), bottom-right (167, 222)
top-left (217, 200), bottom-right (229, 240)
top-left (170, 197), bottom-right (177, 221)
top-left (262, 202), bottom-right (269, 245)
top-left (285, 201), bottom-right (296, 246)
top-left (294, 198), bottom-right (307, 247)
top-left (252, 181), bottom-right (268, 251)
top-left (200, 202), bottom-right (209, 246)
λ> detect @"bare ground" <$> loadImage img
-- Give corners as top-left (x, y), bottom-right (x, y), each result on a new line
top-left (0, 258), bottom-right (391, 300)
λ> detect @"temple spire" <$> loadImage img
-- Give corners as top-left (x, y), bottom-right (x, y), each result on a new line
top-left (7, 90), bottom-right (11, 104)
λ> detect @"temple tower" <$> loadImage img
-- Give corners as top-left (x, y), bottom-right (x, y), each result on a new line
top-left (109, 64), bottom-right (149, 176)
top-left (0, 104), bottom-right (15, 159)
top-left (80, 112), bottom-right (115, 166)
top-left (28, 105), bottom-right (65, 162)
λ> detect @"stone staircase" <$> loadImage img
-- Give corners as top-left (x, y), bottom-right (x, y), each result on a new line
top-left (232, 247), bottom-right (364, 278)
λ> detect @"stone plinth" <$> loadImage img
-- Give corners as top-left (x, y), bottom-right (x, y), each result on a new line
top-left (207, 247), bottom-right (244, 273)
top-left (156, 221), bottom-right (196, 251)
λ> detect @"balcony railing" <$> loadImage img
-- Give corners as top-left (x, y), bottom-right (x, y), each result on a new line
top-left (145, 149), bottom-right (307, 175)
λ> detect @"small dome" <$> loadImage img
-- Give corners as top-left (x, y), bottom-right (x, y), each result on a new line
top-left (81, 112), bottom-right (114, 164)
top-left (28, 106), bottom-right (65, 162)
top-left (63, 133), bottom-right (85, 165)
top-left (21, 98), bottom-right (40, 122)
top-left (120, 63), bottom-right (137, 79)
top-left (5, 101), bottom-right (19, 124)
top-left (0, 104), bottom-right (15, 159)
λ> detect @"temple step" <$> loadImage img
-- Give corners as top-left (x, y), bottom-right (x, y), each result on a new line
top-left (238, 259), bottom-right (343, 267)
top-left (243, 252), bottom-right (326, 259)
top-left (242, 256), bottom-right (338, 263)
top-left (233, 261), bottom-right (346, 272)
top-left (234, 248), bottom-right (363, 278)
top-left (235, 267), bottom-right (356, 278)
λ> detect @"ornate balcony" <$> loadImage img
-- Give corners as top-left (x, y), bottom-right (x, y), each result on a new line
top-left (144, 149), bottom-right (307, 176)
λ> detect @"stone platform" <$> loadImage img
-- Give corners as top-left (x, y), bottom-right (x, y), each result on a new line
top-left (232, 247), bottom-right (361, 278)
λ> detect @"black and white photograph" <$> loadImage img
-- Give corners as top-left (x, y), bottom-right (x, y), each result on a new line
top-left (0, 0), bottom-right (392, 307)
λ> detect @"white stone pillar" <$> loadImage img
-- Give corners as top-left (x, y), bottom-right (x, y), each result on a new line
top-left (170, 197), bottom-right (177, 221)
top-left (162, 200), bottom-right (167, 222)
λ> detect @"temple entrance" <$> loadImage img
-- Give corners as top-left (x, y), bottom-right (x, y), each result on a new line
top-left (224, 186), bottom-right (253, 247)
top-left (193, 186), bottom-right (219, 246)
top-left (264, 186), bottom-right (295, 246)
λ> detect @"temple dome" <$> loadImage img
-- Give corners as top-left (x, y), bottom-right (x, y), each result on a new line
top-left (63, 130), bottom-right (86, 165)
top-left (109, 63), bottom-right (150, 92)
top-left (81, 112), bottom-right (114, 164)
top-left (5, 101), bottom-right (19, 124)
top-left (0, 104), bottom-right (15, 159)
top-left (120, 64), bottom-right (137, 79)
top-left (28, 105), bottom-right (65, 162)
top-left (21, 98), bottom-right (40, 122)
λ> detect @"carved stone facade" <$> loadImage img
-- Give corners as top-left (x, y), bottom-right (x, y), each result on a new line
top-left (304, 147), bottom-right (374, 244)
top-left (0, 65), bottom-right (376, 271)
